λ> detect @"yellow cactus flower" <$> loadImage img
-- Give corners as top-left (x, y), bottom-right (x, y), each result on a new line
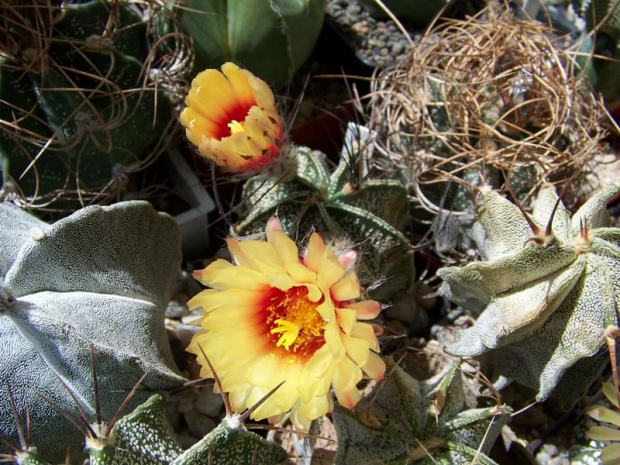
top-left (587, 381), bottom-right (620, 463)
top-left (186, 217), bottom-right (385, 431)
top-left (180, 62), bottom-right (284, 174)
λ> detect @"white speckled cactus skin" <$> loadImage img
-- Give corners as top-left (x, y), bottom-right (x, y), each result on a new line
top-left (333, 361), bottom-right (510, 464)
top-left (0, 201), bottom-right (186, 462)
top-left (438, 183), bottom-right (620, 407)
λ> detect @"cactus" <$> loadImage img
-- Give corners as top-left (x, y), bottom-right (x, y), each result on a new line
top-left (332, 361), bottom-right (511, 464)
top-left (0, 0), bottom-right (183, 217)
top-left (0, 200), bottom-right (185, 461)
top-left (438, 182), bottom-right (620, 408)
top-left (572, 0), bottom-right (620, 108)
top-left (86, 392), bottom-right (287, 465)
top-left (364, 2), bottom-right (609, 257)
top-left (5, 390), bottom-right (289, 465)
top-left (177, 0), bottom-right (325, 86)
top-left (235, 145), bottom-right (414, 299)
top-left (91, 392), bottom-right (287, 465)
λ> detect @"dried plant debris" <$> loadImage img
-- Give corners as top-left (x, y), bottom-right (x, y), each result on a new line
top-left (364, 2), bottom-right (610, 237)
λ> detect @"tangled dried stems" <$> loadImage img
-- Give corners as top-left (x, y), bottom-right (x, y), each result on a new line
top-left (0, 0), bottom-right (193, 213)
top-left (365, 1), bottom-right (612, 216)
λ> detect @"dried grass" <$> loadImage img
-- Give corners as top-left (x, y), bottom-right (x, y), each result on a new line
top-left (364, 1), bottom-right (611, 216)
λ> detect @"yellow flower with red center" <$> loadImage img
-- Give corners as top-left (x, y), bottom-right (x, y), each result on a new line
top-left (179, 62), bottom-right (285, 174)
top-left (186, 217), bottom-right (385, 431)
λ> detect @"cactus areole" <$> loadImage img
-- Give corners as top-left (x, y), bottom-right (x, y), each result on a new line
top-left (439, 183), bottom-right (620, 407)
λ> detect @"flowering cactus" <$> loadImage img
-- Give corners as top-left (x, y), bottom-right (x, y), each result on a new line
top-left (439, 182), bottom-right (620, 407)
top-left (236, 146), bottom-right (414, 299)
top-left (180, 62), bottom-right (285, 175)
top-left (187, 216), bottom-right (385, 431)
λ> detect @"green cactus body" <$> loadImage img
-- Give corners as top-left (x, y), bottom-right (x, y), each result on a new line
top-left (0, 0), bottom-right (174, 216)
top-left (236, 146), bottom-right (414, 299)
top-left (10, 450), bottom-right (56, 465)
top-left (332, 362), bottom-right (510, 464)
top-left (171, 414), bottom-right (288, 465)
top-left (573, 0), bottom-right (620, 106)
top-left (177, 0), bottom-right (325, 86)
top-left (0, 201), bottom-right (185, 461)
top-left (86, 395), bottom-right (183, 465)
top-left (439, 182), bottom-right (620, 407)
top-left (84, 393), bottom-right (288, 465)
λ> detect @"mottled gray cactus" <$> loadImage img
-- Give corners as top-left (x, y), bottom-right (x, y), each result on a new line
top-left (332, 361), bottom-right (510, 464)
top-left (439, 182), bottom-right (620, 407)
top-left (0, 201), bottom-right (185, 461)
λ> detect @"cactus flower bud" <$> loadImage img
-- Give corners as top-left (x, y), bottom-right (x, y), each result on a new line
top-left (180, 62), bottom-right (285, 175)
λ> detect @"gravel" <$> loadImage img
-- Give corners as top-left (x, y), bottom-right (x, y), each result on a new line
top-left (325, 0), bottom-right (414, 67)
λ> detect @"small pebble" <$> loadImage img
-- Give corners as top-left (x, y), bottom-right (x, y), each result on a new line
top-left (177, 396), bottom-right (196, 414)
top-left (165, 300), bottom-right (188, 319)
top-left (174, 323), bottom-right (200, 349)
top-left (195, 387), bottom-right (224, 417)
top-left (184, 410), bottom-right (217, 438)
top-left (176, 433), bottom-right (199, 449)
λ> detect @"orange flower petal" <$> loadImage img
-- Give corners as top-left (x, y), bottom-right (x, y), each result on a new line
top-left (342, 333), bottom-right (370, 368)
top-left (179, 107), bottom-right (219, 144)
top-left (184, 69), bottom-right (234, 123)
top-left (332, 272), bottom-right (361, 301)
top-left (318, 250), bottom-right (347, 288)
top-left (351, 322), bottom-right (380, 352)
top-left (304, 233), bottom-right (325, 272)
top-left (602, 443), bottom-right (620, 464)
top-left (248, 75), bottom-right (276, 109)
top-left (335, 307), bottom-right (357, 334)
top-left (226, 237), bottom-right (284, 273)
top-left (345, 300), bottom-right (381, 320)
top-left (332, 357), bottom-right (363, 409)
top-left (267, 226), bottom-right (300, 263)
top-left (361, 351), bottom-right (386, 380)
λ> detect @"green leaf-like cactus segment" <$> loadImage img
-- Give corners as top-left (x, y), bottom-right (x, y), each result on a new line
top-left (178, 0), bottom-right (325, 86)
top-left (237, 147), bottom-right (414, 299)
top-left (171, 415), bottom-right (288, 465)
top-left (333, 362), bottom-right (509, 464)
top-left (0, 201), bottom-right (185, 461)
top-left (439, 183), bottom-right (620, 407)
top-left (88, 394), bottom-right (183, 465)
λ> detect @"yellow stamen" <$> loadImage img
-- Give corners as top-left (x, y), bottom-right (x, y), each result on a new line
top-left (271, 319), bottom-right (301, 350)
top-left (266, 287), bottom-right (325, 356)
top-left (228, 120), bottom-right (245, 134)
